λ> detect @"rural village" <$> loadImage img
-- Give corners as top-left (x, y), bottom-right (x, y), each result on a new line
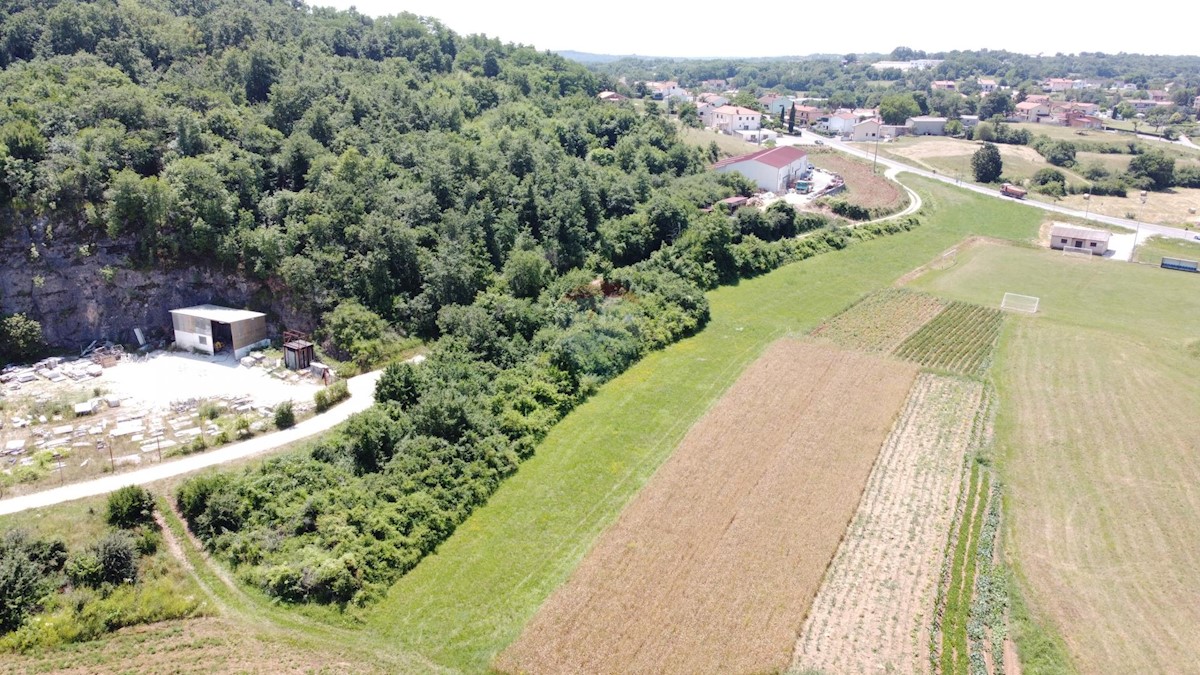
top-left (1, 3), bottom-right (1200, 675)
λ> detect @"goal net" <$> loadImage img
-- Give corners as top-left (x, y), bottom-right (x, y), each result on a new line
top-left (1001, 293), bottom-right (1040, 313)
top-left (1062, 245), bottom-right (1094, 259)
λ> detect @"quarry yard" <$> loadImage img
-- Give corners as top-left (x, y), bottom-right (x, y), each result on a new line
top-left (495, 340), bottom-right (917, 675)
top-left (0, 350), bottom-right (325, 496)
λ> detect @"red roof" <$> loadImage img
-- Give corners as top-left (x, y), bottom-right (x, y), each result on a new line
top-left (711, 145), bottom-right (808, 170)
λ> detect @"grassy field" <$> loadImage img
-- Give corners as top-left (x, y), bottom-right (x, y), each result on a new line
top-left (908, 242), bottom-right (1200, 673)
top-left (678, 125), bottom-right (759, 158)
top-left (1133, 233), bottom-right (1200, 265)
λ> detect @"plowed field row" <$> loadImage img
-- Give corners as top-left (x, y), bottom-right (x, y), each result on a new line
top-left (811, 289), bottom-right (947, 353)
top-left (894, 302), bottom-right (1004, 376)
top-left (495, 341), bottom-right (917, 675)
top-left (793, 374), bottom-right (986, 675)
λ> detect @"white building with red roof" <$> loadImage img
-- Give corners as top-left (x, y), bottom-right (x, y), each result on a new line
top-left (711, 146), bottom-right (811, 193)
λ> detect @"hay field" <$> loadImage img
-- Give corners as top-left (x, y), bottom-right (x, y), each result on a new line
top-left (811, 289), bottom-right (946, 352)
top-left (908, 241), bottom-right (1200, 673)
top-left (793, 374), bottom-right (985, 674)
top-left (495, 340), bottom-right (916, 674)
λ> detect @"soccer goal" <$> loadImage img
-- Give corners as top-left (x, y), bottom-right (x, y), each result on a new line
top-left (1062, 245), bottom-right (1094, 259)
top-left (1001, 292), bottom-right (1040, 313)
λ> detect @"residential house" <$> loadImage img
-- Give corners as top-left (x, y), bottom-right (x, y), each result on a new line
top-left (960, 115), bottom-right (980, 128)
top-left (792, 105), bottom-right (823, 126)
top-left (1024, 94), bottom-right (1051, 104)
top-left (711, 105), bottom-right (762, 133)
top-left (825, 111), bottom-right (858, 135)
top-left (597, 91), bottom-right (627, 103)
top-left (1043, 78), bottom-right (1077, 93)
top-left (1148, 90), bottom-right (1170, 102)
top-left (700, 79), bottom-right (728, 91)
top-left (697, 93), bottom-right (729, 107)
top-left (645, 81), bottom-right (690, 101)
top-left (696, 94), bottom-right (730, 126)
top-left (1066, 112), bottom-right (1103, 129)
top-left (1049, 223), bottom-right (1110, 255)
top-left (851, 107), bottom-right (879, 121)
top-left (932, 80), bottom-right (957, 92)
top-left (852, 118), bottom-right (882, 142)
top-left (759, 94), bottom-right (795, 118)
top-left (733, 128), bottom-right (778, 144)
top-left (711, 146), bottom-right (811, 193)
top-left (1127, 99), bottom-right (1170, 113)
top-left (1015, 100), bottom-right (1050, 123)
top-left (906, 115), bottom-right (948, 135)
top-left (978, 78), bottom-right (997, 94)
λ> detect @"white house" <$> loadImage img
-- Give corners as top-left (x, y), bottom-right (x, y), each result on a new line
top-left (826, 112), bottom-right (857, 135)
top-left (1015, 100), bottom-right (1050, 123)
top-left (711, 146), bottom-right (811, 193)
top-left (646, 81), bottom-right (690, 101)
top-left (758, 94), bottom-right (795, 118)
top-left (906, 116), bottom-right (948, 135)
top-left (852, 118), bottom-right (882, 142)
top-left (711, 105), bottom-right (762, 133)
top-left (978, 78), bottom-right (997, 93)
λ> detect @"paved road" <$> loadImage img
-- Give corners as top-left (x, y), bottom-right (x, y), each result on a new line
top-left (0, 369), bottom-right (382, 516)
top-left (779, 132), bottom-right (1196, 242)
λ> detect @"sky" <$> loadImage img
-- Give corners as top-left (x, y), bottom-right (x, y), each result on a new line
top-left (315, 1), bottom-right (1197, 58)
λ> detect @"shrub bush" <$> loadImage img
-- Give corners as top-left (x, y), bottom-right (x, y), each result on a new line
top-left (315, 380), bottom-right (350, 413)
top-left (106, 486), bottom-right (155, 529)
top-left (274, 400), bottom-right (296, 429)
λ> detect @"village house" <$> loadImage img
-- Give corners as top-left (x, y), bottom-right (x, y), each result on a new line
top-left (1049, 223), bottom-right (1111, 255)
top-left (597, 91), bottom-right (626, 103)
top-left (1043, 78), bottom-right (1078, 93)
top-left (1066, 112), bottom-right (1103, 129)
top-left (758, 94), bottom-right (794, 118)
top-left (977, 78), bottom-right (997, 94)
top-left (1015, 100), bottom-right (1051, 123)
top-left (825, 111), bottom-right (858, 135)
top-left (1023, 94), bottom-right (1052, 105)
top-left (711, 105), bottom-right (762, 133)
top-left (700, 79), bottom-right (728, 91)
top-left (711, 145), bottom-right (811, 193)
top-left (792, 105), bottom-right (822, 126)
top-left (960, 115), bottom-right (980, 128)
top-left (1149, 90), bottom-right (1169, 102)
top-left (1127, 99), bottom-right (1170, 113)
top-left (851, 107), bottom-right (879, 121)
top-left (852, 118), bottom-right (882, 142)
top-left (870, 59), bottom-right (942, 71)
top-left (645, 81), bottom-right (690, 101)
top-left (906, 115), bottom-right (948, 136)
top-left (696, 93), bottom-right (729, 126)
top-left (932, 80), bottom-right (957, 92)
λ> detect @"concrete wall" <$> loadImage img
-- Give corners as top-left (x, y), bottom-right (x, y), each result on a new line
top-left (174, 329), bottom-right (214, 355)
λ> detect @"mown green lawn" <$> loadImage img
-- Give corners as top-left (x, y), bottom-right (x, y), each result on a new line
top-left (364, 177), bottom-right (1043, 672)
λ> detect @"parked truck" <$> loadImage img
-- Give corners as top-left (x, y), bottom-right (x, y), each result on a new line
top-left (1000, 183), bottom-right (1027, 199)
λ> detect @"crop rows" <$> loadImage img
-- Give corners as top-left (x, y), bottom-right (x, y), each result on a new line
top-left (793, 374), bottom-right (986, 674)
top-left (812, 289), bottom-right (947, 353)
top-left (894, 302), bottom-right (1004, 377)
top-left (938, 463), bottom-right (991, 675)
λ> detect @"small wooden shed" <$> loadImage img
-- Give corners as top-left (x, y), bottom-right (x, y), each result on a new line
top-left (284, 340), bottom-right (315, 371)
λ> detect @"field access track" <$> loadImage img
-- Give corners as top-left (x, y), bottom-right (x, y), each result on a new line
top-left (495, 340), bottom-right (916, 674)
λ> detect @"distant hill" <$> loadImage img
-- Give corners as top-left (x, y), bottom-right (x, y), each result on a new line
top-left (557, 50), bottom-right (849, 64)
top-left (555, 50), bottom-right (629, 64)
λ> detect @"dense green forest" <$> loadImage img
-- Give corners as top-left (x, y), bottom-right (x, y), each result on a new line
top-left (0, 0), bottom-right (925, 618)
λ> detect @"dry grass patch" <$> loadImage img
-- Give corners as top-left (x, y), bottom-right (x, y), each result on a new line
top-left (495, 340), bottom-right (917, 675)
top-left (811, 289), bottom-right (947, 352)
top-left (793, 374), bottom-right (986, 675)
top-left (810, 151), bottom-right (906, 210)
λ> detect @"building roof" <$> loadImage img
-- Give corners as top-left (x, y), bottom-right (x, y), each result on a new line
top-left (711, 145), bottom-right (808, 170)
top-left (831, 112), bottom-right (856, 120)
top-left (170, 304), bottom-right (265, 323)
top-left (794, 105), bottom-right (822, 113)
top-left (908, 115), bottom-right (948, 122)
top-left (1016, 101), bottom-right (1044, 110)
top-left (713, 105), bottom-right (761, 116)
top-left (854, 117), bottom-right (881, 127)
top-left (1049, 223), bottom-right (1112, 243)
top-left (978, 78), bottom-right (997, 84)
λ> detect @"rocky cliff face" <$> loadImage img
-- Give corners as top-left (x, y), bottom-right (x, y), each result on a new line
top-left (0, 218), bottom-right (314, 351)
